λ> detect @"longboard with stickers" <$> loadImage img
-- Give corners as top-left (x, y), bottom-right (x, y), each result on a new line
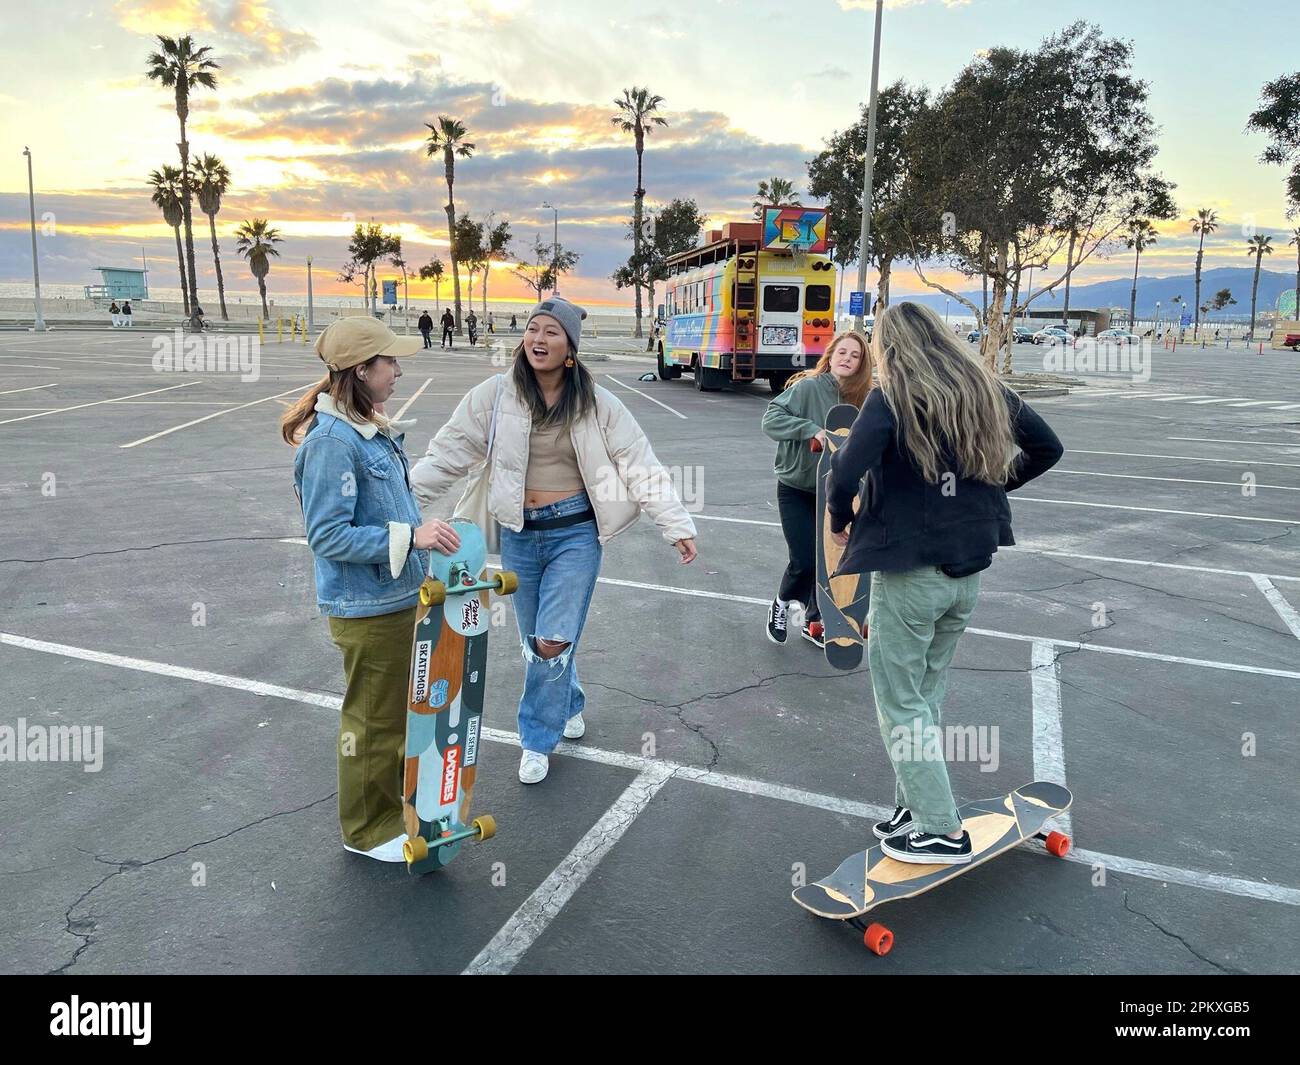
top-left (402, 519), bottom-right (517, 874)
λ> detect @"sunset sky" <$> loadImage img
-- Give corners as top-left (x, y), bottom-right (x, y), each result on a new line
top-left (1, 0), bottom-right (1297, 308)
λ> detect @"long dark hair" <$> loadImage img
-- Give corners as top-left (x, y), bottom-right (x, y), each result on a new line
top-left (280, 356), bottom-right (381, 445)
top-left (511, 342), bottom-right (596, 427)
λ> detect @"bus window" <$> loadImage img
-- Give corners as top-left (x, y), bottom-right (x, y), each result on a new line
top-left (763, 285), bottom-right (800, 313)
top-left (806, 285), bottom-right (832, 312)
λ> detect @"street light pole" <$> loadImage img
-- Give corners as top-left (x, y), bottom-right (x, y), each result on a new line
top-left (542, 201), bottom-right (559, 297)
top-left (22, 147), bottom-right (46, 331)
top-left (852, 0), bottom-right (884, 335)
top-left (306, 256), bottom-right (314, 333)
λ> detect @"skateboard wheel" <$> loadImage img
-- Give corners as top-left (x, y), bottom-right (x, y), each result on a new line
top-left (1044, 830), bottom-right (1071, 857)
top-left (863, 922), bottom-right (893, 956)
top-left (473, 814), bottom-right (497, 841)
top-left (495, 571), bottom-right (519, 596)
top-left (403, 836), bottom-right (429, 864)
top-left (420, 580), bottom-right (446, 607)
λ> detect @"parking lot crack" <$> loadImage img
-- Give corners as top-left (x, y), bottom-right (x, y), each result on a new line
top-left (1, 535), bottom-right (303, 565)
top-left (1121, 891), bottom-right (1240, 974)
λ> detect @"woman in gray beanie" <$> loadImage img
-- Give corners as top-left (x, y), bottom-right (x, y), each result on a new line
top-left (412, 297), bottom-right (698, 784)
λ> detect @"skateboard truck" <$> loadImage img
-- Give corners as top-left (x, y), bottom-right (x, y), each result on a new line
top-left (403, 814), bottom-right (498, 866)
top-left (420, 566), bottom-right (519, 606)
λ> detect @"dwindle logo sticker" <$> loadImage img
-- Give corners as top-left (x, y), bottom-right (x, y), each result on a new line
top-left (440, 745), bottom-right (461, 804)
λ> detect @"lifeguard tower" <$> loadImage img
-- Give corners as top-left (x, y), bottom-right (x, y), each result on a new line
top-left (84, 266), bottom-right (148, 301)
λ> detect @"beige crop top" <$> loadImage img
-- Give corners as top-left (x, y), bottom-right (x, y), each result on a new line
top-left (526, 422), bottom-right (584, 491)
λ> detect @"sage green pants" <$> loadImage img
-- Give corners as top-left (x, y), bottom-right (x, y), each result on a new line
top-left (866, 566), bottom-right (981, 835)
top-left (327, 606), bottom-right (417, 850)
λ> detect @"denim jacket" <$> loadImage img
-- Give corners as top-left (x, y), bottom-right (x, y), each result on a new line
top-left (293, 394), bottom-right (428, 617)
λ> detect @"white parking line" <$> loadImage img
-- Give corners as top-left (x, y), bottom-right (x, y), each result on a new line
top-left (1007, 547), bottom-right (1300, 585)
top-left (119, 385), bottom-right (313, 448)
top-left (1046, 469), bottom-right (1300, 491)
top-left (1168, 437), bottom-right (1300, 448)
top-left (1070, 449), bottom-right (1300, 470)
top-left (0, 382), bottom-right (197, 425)
top-left (392, 377), bottom-right (432, 421)
top-left (1030, 642), bottom-right (1071, 837)
top-left (1185, 398), bottom-right (1254, 405)
top-left (1152, 395), bottom-right (1216, 402)
top-left (1013, 496), bottom-right (1300, 526)
top-left (0, 383), bottom-right (56, 396)
top-left (3, 631), bottom-right (1296, 912)
top-left (1250, 576), bottom-right (1300, 642)
top-left (603, 374), bottom-right (689, 420)
top-left (463, 764), bottom-right (675, 975)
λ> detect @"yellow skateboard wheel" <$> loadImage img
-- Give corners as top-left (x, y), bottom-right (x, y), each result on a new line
top-left (403, 836), bottom-right (429, 864)
top-left (495, 571), bottom-right (519, 596)
top-left (473, 814), bottom-right (497, 841)
top-left (420, 579), bottom-right (447, 607)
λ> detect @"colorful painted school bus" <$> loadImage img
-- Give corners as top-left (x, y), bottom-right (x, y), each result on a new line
top-left (657, 206), bottom-right (837, 392)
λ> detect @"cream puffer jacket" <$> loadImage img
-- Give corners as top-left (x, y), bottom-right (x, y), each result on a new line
top-left (410, 373), bottom-right (698, 545)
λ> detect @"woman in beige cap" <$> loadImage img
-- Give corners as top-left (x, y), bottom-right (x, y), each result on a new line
top-left (282, 316), bottom-right (460, 862)
top-left (412, 297), bottom-right (698, 784)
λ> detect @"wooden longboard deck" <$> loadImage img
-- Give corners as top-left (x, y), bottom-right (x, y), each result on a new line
top-left (792, 781), bottom-right (1073, 919)
top-left (814, 403), bottom-right (869, 670)
top-left (404, 520), bottom-right (490, 874)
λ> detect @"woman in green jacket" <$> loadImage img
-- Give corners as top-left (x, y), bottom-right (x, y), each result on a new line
top-left (760, 332), bottom-right (872, 646)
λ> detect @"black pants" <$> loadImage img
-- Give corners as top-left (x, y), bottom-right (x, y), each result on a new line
top-left (441, 325), bottom-right (453, 347)
top-left (420, 328), bottom-right (432, 348)
top-left (776, 481), bottom-right (819, 621)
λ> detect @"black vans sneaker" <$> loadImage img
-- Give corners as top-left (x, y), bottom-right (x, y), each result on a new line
top-left (880, 829), bottom-right (972, 865)
top-left (872, 806), bottom-right (914, 840)
top-left (766, 598), bottom-right (789, 644)
top-left (800, 619), bottom-right (825, 648)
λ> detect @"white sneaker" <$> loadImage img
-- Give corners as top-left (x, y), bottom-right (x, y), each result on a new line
top-left (343, 833), bottom-right (407, 863)
top-left (519, 750), bottom-right (549, 784)
top-left (563, 713), bottom-right (586, 739)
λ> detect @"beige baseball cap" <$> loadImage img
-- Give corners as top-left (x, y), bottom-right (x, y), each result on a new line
top-left (314, 316), bottom-right (424, 371)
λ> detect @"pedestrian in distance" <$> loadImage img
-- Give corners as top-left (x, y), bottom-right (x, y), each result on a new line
top-left (440, 307), bottom-right (454, 348)
top-left (283, 316), bottom-right (454, 863)
top-left (410, 297), bottom-right (698, 786)
top-left (510, 313), bottom-right (518, 332)
top-left (761, 331), bottom-right (872, 648)
top-left (109, 301), bottom-right (121, 328)
top-left (121, 300), bottom-right (133, 327)
top-left (418, 309), bottom-right (433, 349)
top-left (827, 302), bottom-right (1063, 866)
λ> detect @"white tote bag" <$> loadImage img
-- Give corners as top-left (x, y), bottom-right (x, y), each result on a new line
top-left (452, 374), bottom-right (504, 553)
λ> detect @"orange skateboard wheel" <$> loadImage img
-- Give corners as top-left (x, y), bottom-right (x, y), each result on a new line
top-left (1044, 831), bottom-right (1071, 857)
top-left (863, 923), bottom-right (893, 956)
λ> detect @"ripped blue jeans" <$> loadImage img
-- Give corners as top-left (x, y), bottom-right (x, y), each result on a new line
top-left (500, 492), bottom-right (602, 754)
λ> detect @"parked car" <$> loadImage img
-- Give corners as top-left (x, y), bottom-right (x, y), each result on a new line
top-left (1095, 329), bottom-right (1141, 343)
top-left (967, 328), bottom-right (982, 343)
top-left (1033, 326), bottom-right (1072, 345)
top-left (1013, 326), bottom-right (1035, 343)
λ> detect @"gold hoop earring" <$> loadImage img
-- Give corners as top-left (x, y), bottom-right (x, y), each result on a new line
top-left (564, 356), bottom-right (575, 367)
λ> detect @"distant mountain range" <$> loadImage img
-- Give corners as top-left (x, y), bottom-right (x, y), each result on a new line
top-left (894, 266), bottom-right (1299, 320)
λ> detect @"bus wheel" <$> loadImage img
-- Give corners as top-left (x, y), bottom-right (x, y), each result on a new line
top-left (769, 371), bottom-right (794, 393)
top-left (694, 365), bottom-right (724, 392)
top-left (657, 348), bottom-right (681, 381)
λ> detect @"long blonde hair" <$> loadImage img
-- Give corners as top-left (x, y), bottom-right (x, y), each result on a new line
top-left (786, 330), bottom-right (872, 409)
top-left (871, 302), bottom-right (1016, 485)
top-left (280, 359), bottom-right (378, 446)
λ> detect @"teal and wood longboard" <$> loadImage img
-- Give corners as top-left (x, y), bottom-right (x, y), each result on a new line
top-left (812, 403), bottom-right (870, 670)
top-left (792, 780), bottom-right (1073, 954)
top-left (402, 519), bottom-right (517, 874)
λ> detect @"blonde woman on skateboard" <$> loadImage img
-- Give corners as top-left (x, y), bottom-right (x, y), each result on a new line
top-left (411, 297), bottom-right (698, 785)
top-left (827, 302), bottom-right (1063, 865)
top-left (284, 317), bottom-right (462, 863)
top-left (761, 332), bottom-right (872, 647)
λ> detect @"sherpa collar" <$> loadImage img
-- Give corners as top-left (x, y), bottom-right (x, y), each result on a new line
top-left (314, 392), bottom-right (415, 440)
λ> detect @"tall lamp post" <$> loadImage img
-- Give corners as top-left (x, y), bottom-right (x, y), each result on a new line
top-left (22, 147), bottom-right (47, 331)
top-left (306, 256), bottom-right (314, 333)
top-left (852, 0), bottom-right (884, 335)
top-left (541, 201), bottom-right (559, 297)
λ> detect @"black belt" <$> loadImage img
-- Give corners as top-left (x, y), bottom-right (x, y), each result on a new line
top-left (522, 508), bottom-right (596, 530)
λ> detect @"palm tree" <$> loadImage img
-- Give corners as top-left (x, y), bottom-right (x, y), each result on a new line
top-left (753, 178), bottom-right (801, 218)
top-left (423, 116), bottom-right (475, 333)
top-left (145, 35), bottom-right (219, 330)
top-left (234, 219), bottom-right (283, 319)
top-left (1190, 208), bottom-right (1218, 338)
top-left (418, 258), bottom-right (445, 315)
top-left (148, 166), bottom-right (189, 314)
top-left (1246, 234), bottom-right (1273, 339)
top-left (612, 87), bottom-right (668, 339)
top-left (1125, 219), bottom-right (1158, 328)
top-left (1289, 228), bottom-right (1300, 329)
top-left (191, 153), bottom-right (231, 321)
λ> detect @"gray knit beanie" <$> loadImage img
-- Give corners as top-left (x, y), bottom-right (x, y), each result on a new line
top-left (526, 296), bottom-right (587, 355)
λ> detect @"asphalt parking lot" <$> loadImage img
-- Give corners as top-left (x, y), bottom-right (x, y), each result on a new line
top-left (1, 327), bottom-right (1297, 974)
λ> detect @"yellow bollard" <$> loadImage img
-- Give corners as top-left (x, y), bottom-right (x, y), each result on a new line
top-left (277, 317), bottom-right (284, 342)
top-left (258, 318), bottom-right (264, 342)
top-left (302, 318), bottom-right (309, 343)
